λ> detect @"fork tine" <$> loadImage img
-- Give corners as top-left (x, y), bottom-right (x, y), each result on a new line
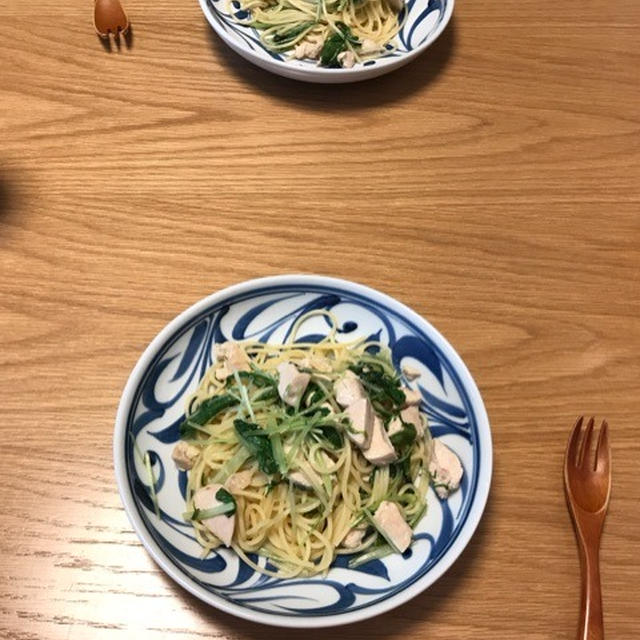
top-left (566, 416), bottom-right (584, 467)
top-left (595, 420), bottom-right (610, 473)
top-left (578, 416), bottom-right (595, 468)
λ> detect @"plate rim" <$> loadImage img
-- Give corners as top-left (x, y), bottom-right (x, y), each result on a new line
top-left (114, 274), bottom-right (492, 627)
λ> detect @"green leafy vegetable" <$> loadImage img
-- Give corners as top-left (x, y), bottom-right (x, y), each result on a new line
top-left (302, 383), bottom-right (325, 408)
top-left (389, 421), bottom-right (417, 450)
top-left (318, 425), bottom-right (343, 449)
top-left (234, 419), bottom-right (279, 475)
top-left (232, 369), bottom-right (255, 421)
top-left (254, 387), bottom-right (279, 402)
top-left (271, 433), bottom-right (288, 474)
top-left (184, 502), bottom-right (235, 521)
top-left (349, 362), bottom-right (405, 414)
top-left (179, 394), bottom-right (239, 438)
top-left (272, 21), bottom-right (316, 44)
top-left (390, 456), bottom-right (411, 481)
top-left (348, 543), bottom-right (394, 568)
top-left (263, 20), bottom-right (316, 50)
top-left (320, 22), bottom-right (359, 67)
top-left (215, 487), bottom-right (237, 517)
top-left (235, 369), bottom-right (277, 388)
top-left (408, 501), bottom-right (427, 528)
top-left (143, 451), bottom-right (160, 518)
top-left (212, 447), bottom-right (251, 484)
top-left (265, 478), bottom-right (283, 494)
top-left (320, 33), bottom-right (345, 67)
top-left (389, 421), bottom-right (416, 482)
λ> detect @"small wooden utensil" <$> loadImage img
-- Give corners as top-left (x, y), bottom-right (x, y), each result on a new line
top-left (94, 0), bottom-right (129, 38)
top-left (563, 416), bottom-right (611, 640)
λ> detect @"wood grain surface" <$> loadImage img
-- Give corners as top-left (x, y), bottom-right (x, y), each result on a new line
top-left (1, 0), bottom-right (639, 638)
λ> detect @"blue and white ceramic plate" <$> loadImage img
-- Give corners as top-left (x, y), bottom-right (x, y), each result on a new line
top-left (198, 0), bottom-right (454, 83)
top-left (114, 275), bottom-right (491, 627)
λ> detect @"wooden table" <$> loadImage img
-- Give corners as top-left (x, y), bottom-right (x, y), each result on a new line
top-left (1, 0), bottom-right (638, 638)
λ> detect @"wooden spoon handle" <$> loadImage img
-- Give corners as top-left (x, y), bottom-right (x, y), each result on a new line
top-left (578, 538), bottom-right (604, 640)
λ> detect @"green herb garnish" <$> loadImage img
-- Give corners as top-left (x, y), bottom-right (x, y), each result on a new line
top-left (179, 394), bottom-right (239, 438)
top-left (390, 456), bottom-right (411, 482)
top-left (348, 543), bottom-right (394, 569)
top-left (389, 421), bottom-right (417, 450)
top-left (318, 425), bottom-right (343, 449)
top-left (320, 22), bottom-right (359, 67)
top-left (184, 502), bottom-right (235, 521)
top-left (389, 421), bottom-right (416, 482)
top-left (215, 487), bottom-right (237, 517)
top-left (235, 369), bottom-right (278, 388)
top-left (234, 419), bottom-right (279, 475)
top-left (349, 362), bottom-right (405, 413)
top-left (302, 383), bottom-right (325, 408)
top-left (272, 21), bottom-right (316, 45)
top-left (143, 451), bottom-right (160, 518)
top-left (265, 478), bottom-right (283, 494)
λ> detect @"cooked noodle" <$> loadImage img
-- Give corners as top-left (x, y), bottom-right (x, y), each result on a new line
top-left (179, 311), bottom-right (435, 577)
top-left (228, 0), bottom-right (405, 67)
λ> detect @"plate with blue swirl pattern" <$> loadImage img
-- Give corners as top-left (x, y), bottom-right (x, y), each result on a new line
top-left (198, 0), bottom-right (454, 83)
top-left (114, 275), bottom-right (491, 627)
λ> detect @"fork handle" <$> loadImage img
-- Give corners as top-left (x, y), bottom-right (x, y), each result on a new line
top-left (577, 534), bottom-right (604, 640)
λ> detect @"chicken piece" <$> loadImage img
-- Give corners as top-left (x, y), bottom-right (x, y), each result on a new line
top-left (401, 364), bottom-right (421, 381)
top-left (224, 469), bottom-right (253, 493)
top-left (252, 471), bottom-right (269, 487)
top-left (193, 483), bottom-right (235, 547)
top-left (359, 38), bottom-right (380, 55)
top-left (429, 439), bottom-right (463, 499)
top-left (373, 501), bottom-right (412, 553)
top-left (338, 50), bottom-right (356, 68)
top-left (345, 397), bottom-right (374, 449)
top-left (386, 0), bottom-right (404, 12)
top-left (341, 525), bottom-right (368, 549)
top-left (362, 415), bottom-right (397, 466)
top-left (214, 341), bottom-right (251, 381)
top-left (289, 470), bottom-right (313, 489)
top-left (388, 406), bottom-right (425, 438)
top-left (171, 441), bottom-right (200, 470)
top-left (401, 405), bottom-right (425, 437)
top-left (293, 39), bottom-right (323, 60)
top-left (277, 361), bottom-right (311, 407)
top-left (387, 416), bottom-right (403, 438)
top-left (334, 370), bottom-right (366, 408)
top-left (402, 387), bottom-right (422, 407)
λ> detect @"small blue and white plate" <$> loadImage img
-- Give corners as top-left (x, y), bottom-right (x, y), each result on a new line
top-left (198, 0), bottom-right (454, 83)
top-left (114, 275), bottom-right (491, 627)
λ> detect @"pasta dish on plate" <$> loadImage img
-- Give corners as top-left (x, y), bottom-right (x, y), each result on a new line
top-left (170, 311), bottom-right (462, 577)
top-left (228, 0), bottom-right (406, 68)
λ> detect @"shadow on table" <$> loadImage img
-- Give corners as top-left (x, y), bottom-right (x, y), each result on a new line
top-left (0, 173), bottom-right (19, 235)
top-left (204, 18), bottom-right (457, 110)
top-left (0, 180), bottom-right (9, 216)
top-left (165, 489), bottom-right (493, 638)
top-left (97, 25), bottom-right (134, 53)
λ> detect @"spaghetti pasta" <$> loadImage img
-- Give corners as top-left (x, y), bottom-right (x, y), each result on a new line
top-left (174, 311), bottom-right (459, 577)
top-left (228, 0), bottom-right (406, 67)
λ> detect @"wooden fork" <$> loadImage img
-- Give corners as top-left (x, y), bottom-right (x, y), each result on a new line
top-left (93, 0), bottom-right (129, 39)
top-left (564, 417), bottom-right (611, 640)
